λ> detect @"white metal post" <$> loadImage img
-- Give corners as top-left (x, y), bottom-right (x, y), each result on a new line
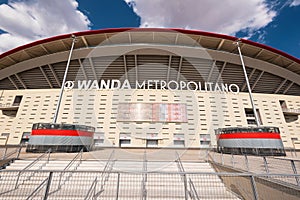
top-left (235, 39), bottom-right (261, 126)
top-left (52, 35), bottom-right (76, 123)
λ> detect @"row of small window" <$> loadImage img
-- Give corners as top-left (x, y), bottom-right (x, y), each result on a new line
top-left (94, 139), bottom-right (210, 146)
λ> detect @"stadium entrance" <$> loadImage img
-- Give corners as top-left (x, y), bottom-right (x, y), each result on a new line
top-left (146, 139), bottom-right (159, 148)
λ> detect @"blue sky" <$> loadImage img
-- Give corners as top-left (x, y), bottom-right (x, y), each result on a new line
top-left (0, 0), bottom-right (299, 58)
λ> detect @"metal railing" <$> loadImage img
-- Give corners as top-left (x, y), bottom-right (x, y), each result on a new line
top-left (175, 151), bottom-right (192, 200)
top-left (0, 170), bottom-right (299, 200)
top-left (141, 151), bottom-right (147, 200)
top-left (188, 177), bottom-right (200, 200)
top-left (26, 172), bottom-right (53, 200)
top-left (84, 177), bottom-right (98, 200)
top-left (209, 151), bottom-right (300, 186)
top-left (56, 148), bottom-right (83, 190)
top-left (83, 150), bottom-right (116, 199)
top-left (1, 146), bottom-right (22, 160)
top-left (15, 148), bottom-right (51, 189)
top-left (98, 150), bottom-right (115, 197)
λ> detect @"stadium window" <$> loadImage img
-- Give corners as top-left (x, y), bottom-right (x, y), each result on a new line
top-left (1, 133), bottom-right (9, 137)
top-left (200, 141), bottom-right (210, 146)
top-left (173, 140), bottom-right (185, 147)
top-left (13, 95), bottom-right (23, 106)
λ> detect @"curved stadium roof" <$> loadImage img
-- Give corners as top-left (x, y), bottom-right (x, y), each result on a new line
top-left (0, 28), bottom-right (299, 95)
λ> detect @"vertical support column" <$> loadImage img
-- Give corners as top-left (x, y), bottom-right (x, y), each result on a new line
top-left (221, 153), bottom-right (224, 165)
top-left (244, 154), bottom-right (249, 171)
top-left (250, 175), bottom-right (259, 200)
top-left (43, 172), bottom-right (53, 200)
top-left (2, 138), bottom-right (9, 159)
top-left (212, 151), bottom-right (216, 162)
top-left (231, 154), bottom-right (234, 168)
top-left (2, 147), bottom-right (7, 160)
top-left (291, 160), bottom-right (300, 186)
top-left (115, 173), bottom-right (120, 200)
top-left (263, 157), bottom-right (269, 174)
top-left (16, 146), bottom-right (22, 159)
top-left (183, 174), bottom-right (188, 200)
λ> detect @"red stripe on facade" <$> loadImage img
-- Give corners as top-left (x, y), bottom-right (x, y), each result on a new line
top-left (31, 129), bottom-right (94, 137)
top-left (217, 132), bottom-right (281, 139)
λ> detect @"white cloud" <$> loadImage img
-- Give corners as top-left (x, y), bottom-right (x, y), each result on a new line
top-left (125, 0), bottom-right (276, 36)
top-left (0, 0), bottom-right (90, 54)
top-left (290, 0), bottom-right (300, 6)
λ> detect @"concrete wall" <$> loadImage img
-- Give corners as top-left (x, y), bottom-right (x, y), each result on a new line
top-left (0, 88), bottom-right (299, 149)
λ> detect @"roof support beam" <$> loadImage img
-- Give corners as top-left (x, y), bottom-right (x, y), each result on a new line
top-left (7, 56), bottom-right (17, 64)
top-left (217, 39), bottom-right (225, 50)
top-left (272, 55), bottom-right (282, 63)
top-left (196, 36), bottom-right (202, 44)
top-left (88, 58), bottom-right (97, 80)
top-left (40, 44), bottom-right (50, 54)
top-left (81, 36), bottom-right (89, 47)
top-left (15, 74), bottom-right (27, 89)
top-left (241, 68), bottom-right (256, 91)
top-left (128, 32), bottom-right (132, 44)
top-left (174, 33), bottom-right (179, 45)
top-left (274, 79), bottom-right (287, 94)
top-left (251, 71), bottom-right (264, 91)
top-left (215, 62), bottom-right (226, 83)
top-left (104, 33), bottom-right (111, 44)
top-left (176, 56), bottom-right (183, 82)
top-left (286, 62), bottom-right (295, 70)
top-left (167, 55), bottom-right (172, 82)
top-left (8, 76), bottom-right (19, 90)
top-left (48, 64), bottom-right (61, 87)
top-left (123, 55), bottom-right (128, 80)
top-left (22, 50), bottom-right (31, 58)
top-left (254, 49), bottom-right (264, 58)
top-left (283, 82), bottom-right (294, 94)
top-left (39, 66), bottom-right (53, 88)
top-left (78, 59), bottom-right (88, 80)
top-left (207, 60), bottom-right (216, 82)
top-left (61, 40), bottom-right (68, 51)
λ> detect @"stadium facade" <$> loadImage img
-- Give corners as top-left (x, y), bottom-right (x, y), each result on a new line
top-left (0, 28), bottom-right (299, 149)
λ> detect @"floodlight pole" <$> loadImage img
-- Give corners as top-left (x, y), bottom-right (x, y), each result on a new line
top-left (52, 35), bottom-right (76, 124)
top-left (235, 39), bottom-right (261, 126)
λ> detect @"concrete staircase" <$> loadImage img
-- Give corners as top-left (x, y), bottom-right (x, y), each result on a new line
top-left (0, 158), bottom-right (241, 199)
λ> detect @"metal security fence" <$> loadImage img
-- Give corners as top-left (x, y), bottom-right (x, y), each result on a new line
top-left (0, 170), bottom-right (299, 200)
top-left (210, 151), bottom-right (300, 174)
top-left (209, 151), bottom-right (300, 187)
top-left (0, 146), bottom-right (22, 161)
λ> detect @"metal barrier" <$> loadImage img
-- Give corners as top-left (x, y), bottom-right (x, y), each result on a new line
top-left (26, 172), bottom-right (53, 200)
top-left (82, 150), bottom-right (116, 199)
top-left (99, 150), bottom-right (115, 190)
top-left (0, 170), bottom-right (299, 200)
top-left (56, 148), bottom-right (83, 190)
top-left (1, 146), bottom-right (22, 160)
top-left (84, 177), bottom-right (98, 200)
top-left (188, 177), bottom-right (200, 200)
top-left (176, 151), bottom-right (200, 200)
top-left (14, 148), bottom-right (51, 189)
top-left (209, 151), bottom-right (300, 186)
top-left (141, 151), bottom-right (147, 200)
